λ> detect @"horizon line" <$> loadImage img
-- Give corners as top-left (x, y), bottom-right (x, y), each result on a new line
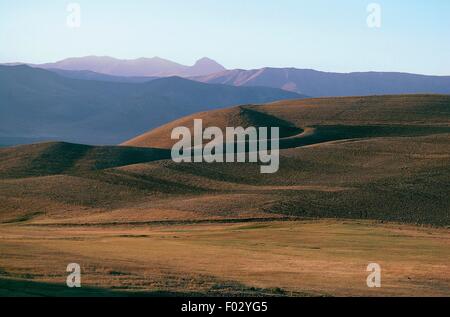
top-left (2, 55), bottom-right (450, 77)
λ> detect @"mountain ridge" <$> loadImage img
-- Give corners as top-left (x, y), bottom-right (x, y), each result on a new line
top-left (4, 56), bottom-right (450, 97)
top-left (22, 56), bottom-right (226, 77)
top-left (0, 65), bottom-right (302, 145)
top-left (192, 67), bottom-right (450, 96)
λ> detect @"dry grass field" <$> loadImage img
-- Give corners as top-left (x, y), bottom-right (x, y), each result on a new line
top-left (1, 220), bottom-right (449, 296)
top-left (0, 95), bottom-right (449, 296)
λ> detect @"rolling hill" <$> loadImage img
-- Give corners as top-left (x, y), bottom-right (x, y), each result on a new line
top-left (1, 94), bottom-right (449, 226)
top-left (193, 68), bottom-right (450, 97)
top-left (124, 94), bottom-right (450, 149)
top-left (0, 65), bottom-right (301, 145)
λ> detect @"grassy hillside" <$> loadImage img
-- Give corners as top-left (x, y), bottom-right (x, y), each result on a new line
top-left (123, 106), bottom-right (303, 148)
top-left (1, 95), bottom-right (449, 226)
top-left (124, 94), bottom-right (450, 149)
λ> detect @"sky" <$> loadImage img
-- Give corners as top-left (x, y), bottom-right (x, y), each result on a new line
top-left (0, 0), bottom-right (449, 75)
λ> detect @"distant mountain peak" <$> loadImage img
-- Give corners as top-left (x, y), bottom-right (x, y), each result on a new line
top-left (195, 57), bottom-right (220, 65)
top-left (190, 57), bottom-right (226, 76)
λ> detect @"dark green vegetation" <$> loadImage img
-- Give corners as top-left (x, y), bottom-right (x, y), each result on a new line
top-left (0, 65), bottom-right (301, 145)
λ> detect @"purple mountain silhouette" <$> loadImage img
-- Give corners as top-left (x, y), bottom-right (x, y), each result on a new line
top-left (36, 56), bottom-right (226, 77)
top-left (5, 56), bottom-right (450, 97)
top-left (192, 67), bottom-right (450, 97)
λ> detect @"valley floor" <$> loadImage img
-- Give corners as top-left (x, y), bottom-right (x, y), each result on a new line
top-left (1, 219), bottom-right (449, 297)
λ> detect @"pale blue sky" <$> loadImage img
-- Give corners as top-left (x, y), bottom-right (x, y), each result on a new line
top-left (0, 0), bottom-right (449, 75)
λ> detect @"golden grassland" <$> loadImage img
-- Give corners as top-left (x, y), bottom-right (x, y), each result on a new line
top-left (0, 220), bottom-right (449, 297)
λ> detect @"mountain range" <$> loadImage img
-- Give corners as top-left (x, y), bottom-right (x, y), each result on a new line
top-left (21, 56), bottom-right (226, 77)
top-left (193, 68), bottom-right (450, 97)
top-left (7, 56), bottom-right (450, 97)
top-left (2, 56), bottom-right (450, 146)
top-left (0, 65), bottom-right (301, 145)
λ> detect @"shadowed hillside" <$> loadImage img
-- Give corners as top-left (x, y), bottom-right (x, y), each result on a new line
top-left (0, 65), bottom-right (301, 145)
top-left (0, 142), bottom-right (170, 179)
top-left (1, 95), bottom-right (449, 226)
